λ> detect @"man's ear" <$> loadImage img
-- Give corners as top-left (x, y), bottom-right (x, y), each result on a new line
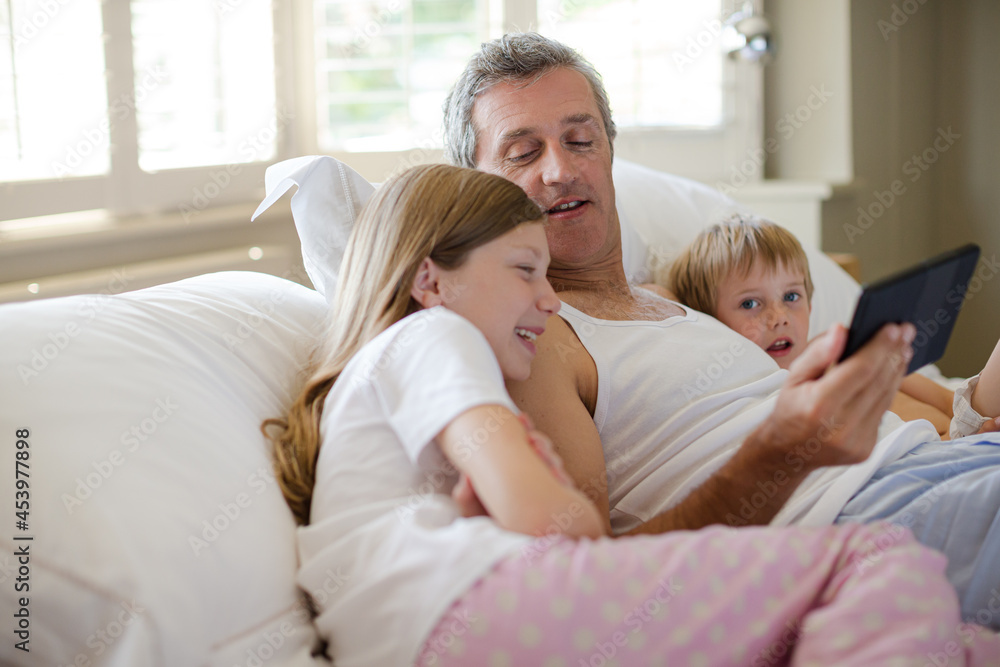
top-left (410, 257), bottom-right (445, 308)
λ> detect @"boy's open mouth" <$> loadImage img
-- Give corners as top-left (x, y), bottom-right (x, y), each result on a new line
top-left (767, 339), bottom-right (792, 353)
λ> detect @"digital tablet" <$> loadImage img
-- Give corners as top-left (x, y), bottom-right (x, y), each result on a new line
top-left (839, 243), bottom-right (981, 374)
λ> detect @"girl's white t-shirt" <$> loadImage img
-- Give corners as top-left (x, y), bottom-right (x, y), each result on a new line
top-left (297, 307), bottom-right (531, 667)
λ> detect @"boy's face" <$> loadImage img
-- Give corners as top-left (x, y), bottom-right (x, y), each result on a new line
top-left (714, 262), bottom-right (811, 370)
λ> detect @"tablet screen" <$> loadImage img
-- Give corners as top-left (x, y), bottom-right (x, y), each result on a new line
top-left (840, 243), bottom-right (980, 373)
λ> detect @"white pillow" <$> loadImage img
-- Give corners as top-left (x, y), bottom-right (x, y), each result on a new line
top-left (0, 271), bottom-right (330, 667)
top-left (612, 158), bottom-right (862, 335)
top-left (252, 156), bottom-right (375, 301)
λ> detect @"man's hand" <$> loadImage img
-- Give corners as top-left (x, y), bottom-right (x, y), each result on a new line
top-left (749, 321), bottom-right (916, 470)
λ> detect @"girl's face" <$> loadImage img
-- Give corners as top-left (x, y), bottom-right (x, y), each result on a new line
top-left (430, 223), bottom-right (561, 381)
top-left (714, 262), bottom-right (811, 369)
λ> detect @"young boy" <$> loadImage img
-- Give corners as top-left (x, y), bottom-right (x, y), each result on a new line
top-left (660, 215), bottom-right (1000, 438)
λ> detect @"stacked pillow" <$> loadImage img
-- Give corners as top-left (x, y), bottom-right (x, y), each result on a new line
top-left (0, 271), bottom-right (329, 667)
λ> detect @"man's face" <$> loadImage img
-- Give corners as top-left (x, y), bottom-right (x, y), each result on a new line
top-left (471, 67), bottom-right (618, 270)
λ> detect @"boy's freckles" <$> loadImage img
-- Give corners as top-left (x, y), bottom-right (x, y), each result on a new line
top-left (714, 263), bottom-right (811, 370)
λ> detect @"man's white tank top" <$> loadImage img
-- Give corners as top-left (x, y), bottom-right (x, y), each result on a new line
top-left (556, 300), bottom-right (928, 533)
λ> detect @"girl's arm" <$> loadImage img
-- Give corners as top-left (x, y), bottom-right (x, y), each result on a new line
top-left (436, 404), bottom-right (605, 540)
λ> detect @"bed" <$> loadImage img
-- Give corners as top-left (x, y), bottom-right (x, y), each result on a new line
top-left (0, 157), bottom-right (873, 666)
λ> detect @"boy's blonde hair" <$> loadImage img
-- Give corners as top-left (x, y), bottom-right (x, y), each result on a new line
top-left (666, 215), bottom-right (814, 316)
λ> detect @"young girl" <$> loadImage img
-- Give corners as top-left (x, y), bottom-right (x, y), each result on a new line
top-left (266, 164), bottom-right (999, 667)
top-left (665, 215), bottom-right (1000, 439)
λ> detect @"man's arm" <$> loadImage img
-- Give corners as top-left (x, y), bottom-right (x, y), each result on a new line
top-left (627, 322), bottom-right (916, 534)
top-left (509, 316), bottom-right (915, 536)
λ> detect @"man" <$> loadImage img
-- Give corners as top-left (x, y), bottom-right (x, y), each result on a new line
top-left (442, 32), bottom-right (1000, 629)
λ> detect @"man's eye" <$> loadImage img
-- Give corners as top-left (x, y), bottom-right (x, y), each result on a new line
top-left (508, 149), bottom-right (537, 163)
top-left (568, 141), bottom-right (593, 149)
top-left (740, 299), bottom-right (759, 309)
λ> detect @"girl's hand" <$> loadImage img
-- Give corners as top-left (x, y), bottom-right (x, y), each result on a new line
top-left (438, 405), bottom-right (606, 539)
top-left (452, 473), bottom-right (490, 518)
top-left (517, 413), bottom-right (575, 488)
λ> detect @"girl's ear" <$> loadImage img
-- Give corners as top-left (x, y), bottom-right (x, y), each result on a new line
top-left (410, 257), bottom-right (444, 308)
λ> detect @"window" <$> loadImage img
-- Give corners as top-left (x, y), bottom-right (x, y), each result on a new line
top-left (1, 0), bottom-right (756, 226)
top-left (1, 0), bottom-right (280, 222)
top-left (313, 0), bottom-right (491, 152)
top-left (311, 0), bottom-right (759, 184)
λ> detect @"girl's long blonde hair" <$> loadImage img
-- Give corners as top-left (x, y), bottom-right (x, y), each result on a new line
top-left (264, 163), bottom-right (545, 525)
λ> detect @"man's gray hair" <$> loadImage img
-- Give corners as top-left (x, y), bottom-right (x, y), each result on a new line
top-left (442, 32), bottom-right (617, 168)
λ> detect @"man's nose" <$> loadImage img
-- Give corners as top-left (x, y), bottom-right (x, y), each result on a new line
top-left (539, 145), bottom-right (578, 187)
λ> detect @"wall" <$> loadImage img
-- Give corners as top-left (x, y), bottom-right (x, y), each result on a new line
top-left (769, 0), bottom-right (998, 376)
top-left (934, 0), bottom-right (1000, 376)
top-left (764, 0), bottom-right (853, 184)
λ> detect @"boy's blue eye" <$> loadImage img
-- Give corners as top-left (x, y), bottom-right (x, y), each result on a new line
top-left (784, 292), bottom-right (801, 303)
top-left (740, 299), bottom-right (759, 309)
